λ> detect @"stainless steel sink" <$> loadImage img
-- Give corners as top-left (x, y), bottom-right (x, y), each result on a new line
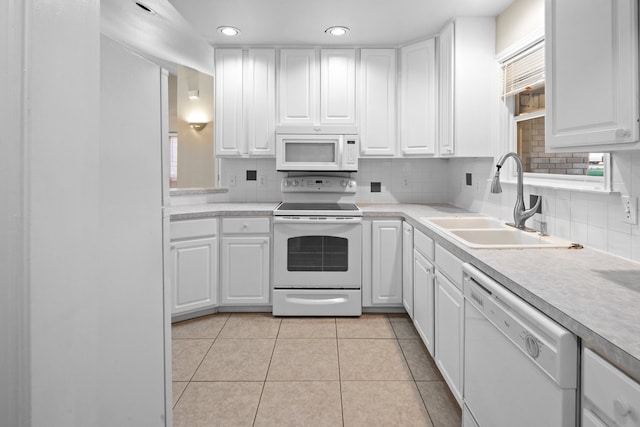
top-left (422, 216), bottom-right (571, 249)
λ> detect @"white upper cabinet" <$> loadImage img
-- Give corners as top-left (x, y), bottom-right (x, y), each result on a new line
top-left (438, 18), bottom-right (497, 157)
top-left (278, 48), bottom-right (356, 126)
top-left (215, 48), bottom-right (276, 156)
top-left (244, 49), bottom-right (276, 155)
top-left (360, 49), bottom-right (397, 156)
top-left (546, 0), bottom-right (640, 151)
top-left (400, 39), bottom-right (437, 156)
top-left (215, 49), bottom-right (244, 156)
top-left (321, 49), bottom-right (357, 125)
top-left (278, 49), bottom-right (318, 125)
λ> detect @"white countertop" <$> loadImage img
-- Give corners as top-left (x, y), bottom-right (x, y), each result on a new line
top-left (169, 202), bottom-right (640, 381)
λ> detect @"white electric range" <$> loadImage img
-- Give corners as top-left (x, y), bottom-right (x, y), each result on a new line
top-left (272, 176), bottom-right (362, 316)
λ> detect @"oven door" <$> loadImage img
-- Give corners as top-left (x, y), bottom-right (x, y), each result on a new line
top-left (273, 217), bottom-right (362, 288)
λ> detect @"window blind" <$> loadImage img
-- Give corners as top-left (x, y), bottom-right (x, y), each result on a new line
top-left (502, 42), bottom-right (545, 97)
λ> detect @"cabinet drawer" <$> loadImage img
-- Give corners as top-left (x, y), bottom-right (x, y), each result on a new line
top-left (435, 244), bottom-right (463, 290)
top-left (171, 218), bottom-right (218, 240)
top-left (583, 348), bottom-right (640, 427)
top-left (414, 230), bottom-right (434, 261)
top-left (223, 217), bottom-right (270, 234)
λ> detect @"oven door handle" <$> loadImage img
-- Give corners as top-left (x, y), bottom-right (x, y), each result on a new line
top-left (273, 216), bottom-right (362, 224)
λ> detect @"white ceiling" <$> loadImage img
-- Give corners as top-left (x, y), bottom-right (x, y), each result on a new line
top-left (169, 0), bottom-right (515, 47)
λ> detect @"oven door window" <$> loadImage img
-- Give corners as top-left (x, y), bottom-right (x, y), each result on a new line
top-left (287, 236), bottom-right (348, 272)
top-left (284, 142), bottom-right (336, 163)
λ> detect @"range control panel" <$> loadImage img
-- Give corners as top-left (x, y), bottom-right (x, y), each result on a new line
top-left (281, 176), bottom-right (357, 193)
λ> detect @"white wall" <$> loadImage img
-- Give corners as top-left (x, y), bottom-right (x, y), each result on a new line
top-left (495, 0), bottom-right (544, 54)
top-left (26, 0), bottom-right (102, 424)
top-left (176, 65), bottom-right (215, 188)
top-left (0, 0), bottom-right (28, 425)
top-left (99, 35), bottom-right (167, 425)
top-left (2, 2), bottom-right (169, 425)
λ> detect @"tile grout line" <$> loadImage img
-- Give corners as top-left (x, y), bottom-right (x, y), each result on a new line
top-left (391, 315), bottom-right (438, 427)
top-left (172, 313), bottom-right (232, 410)
top-left (251, 316), bottom-right (282, 427)
top-left (335, 318), bottom-right (346, 427)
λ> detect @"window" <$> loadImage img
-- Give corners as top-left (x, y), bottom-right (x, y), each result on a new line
top-left (501, 41), bottom-right (606, 185)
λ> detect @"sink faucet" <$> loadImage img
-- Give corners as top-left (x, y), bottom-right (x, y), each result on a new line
top-left (490, 152), bottom-right (541, 231)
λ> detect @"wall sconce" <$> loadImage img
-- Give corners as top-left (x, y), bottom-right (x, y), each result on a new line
top-left (189, 122), bottom-right (207, 131)
top-left (187, 90), bottom-right (199, 100)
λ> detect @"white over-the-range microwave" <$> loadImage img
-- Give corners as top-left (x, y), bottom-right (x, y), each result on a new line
top-left (276, 130), bottom-right (359, 172)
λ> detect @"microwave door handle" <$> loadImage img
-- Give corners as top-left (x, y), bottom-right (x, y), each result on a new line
top-left (337, 135), bottom-right (344, 168)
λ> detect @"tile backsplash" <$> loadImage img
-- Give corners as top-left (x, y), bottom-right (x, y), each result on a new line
top-left (180, 153), bottom-right (640, 263)
top-left (219, 157), bottom-right (451, 204)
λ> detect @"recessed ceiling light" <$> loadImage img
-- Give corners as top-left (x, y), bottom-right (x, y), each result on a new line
top-left (325, 26), bottom-right (350, 36)
top-left (218, 26), bottom-right (241, 36)
top-left (134, 1), bottom-right (157, 15)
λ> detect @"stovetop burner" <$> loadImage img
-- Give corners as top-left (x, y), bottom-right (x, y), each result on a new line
top-left (275, 176), bottom-right (361, 217)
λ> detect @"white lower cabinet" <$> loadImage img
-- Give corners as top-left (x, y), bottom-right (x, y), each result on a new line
top-left (413, 248), bottom-right (435, 356)
top-left (434, 244), bottom-right (464, 405)
top-left (362, 219), bottom-right (403, 307)
top-left (170, 219), bottom-right (219, 316)
top-left (402, 222), bottom-right (414, 318)
top-left (582, 347), bottom-right (640, 427)
top-left (413, 229), bottom-right (435, 356)
top-left (220, 217), bottom-right (271, 305)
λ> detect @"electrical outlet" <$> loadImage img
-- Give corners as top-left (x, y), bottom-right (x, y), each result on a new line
top-left (530, 194), bottom-right (542, 214)
top-left (622, 195), bottom-right (637, 224)
top-left (402, 177), bottom-right (410, 189)
top-left (258, 175), bottom-right (266, 188)
top-left (229, 175), bottom-right (236, 187)
top-left (466, 173), bottom-right (472, 186)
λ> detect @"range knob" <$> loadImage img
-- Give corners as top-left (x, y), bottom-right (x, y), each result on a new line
top-left (291, 180), bottom-right (299, 187)
top-left (283, 180), bottom-right (291, 187)
top-left (340, 180), bottom-right (348, 188)
top-left (348, 180), bottom-right (355, 188)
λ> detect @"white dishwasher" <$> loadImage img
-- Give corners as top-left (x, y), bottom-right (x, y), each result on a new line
top-left (462, 263), bottom-right (578, 427)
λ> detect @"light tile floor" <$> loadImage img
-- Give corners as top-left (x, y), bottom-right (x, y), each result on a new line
top-left (172, 313), bottom-right (461, 427)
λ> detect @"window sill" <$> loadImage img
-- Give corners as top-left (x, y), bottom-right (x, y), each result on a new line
top-left (497, 177), bottom-right (617, 194)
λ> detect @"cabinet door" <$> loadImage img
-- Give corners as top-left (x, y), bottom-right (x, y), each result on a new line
top-left (278, 49), bottom-right (318, 125)
top-left (221, 236), bottom-right (270, 305)
top-left (435, 270), bottom-right (463, 403)
top-left (215, 49), bottom-right (244, 156)
top-left (438, 22), bottom-right (455, 156)
top-left (371, 220), bottom-right (403, 305)
top-left (413, 249), bottom-right (435, 356)
top-left (546, 0), bottom-right (639, 151)
top-left (245, 49), bottom-right (276, 156)
top-left (402, 222), bottom-right (414, 318)
top-left (360, 49), bottom-right (397, 156)
top-left (320, 49), bottom-right (356, 125)
top-left (171, 237), bottom-right (218, 315)
top-left (400, 39), bottom-right (437, 156)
